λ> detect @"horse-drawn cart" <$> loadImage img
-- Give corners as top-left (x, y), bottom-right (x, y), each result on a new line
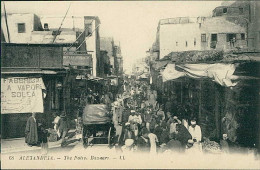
top-left (82, 104), bottom-right (113, 147)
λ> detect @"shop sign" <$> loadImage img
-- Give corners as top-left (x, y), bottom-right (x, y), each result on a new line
top-left (1, 77), bottom-right (46, 114)
top-left (63, 54), bottom-right (92, 67)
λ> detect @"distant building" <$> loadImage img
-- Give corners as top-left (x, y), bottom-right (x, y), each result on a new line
top-left (100, 37), bottom-right (114, 75)
top-left (84, 16), bottom-right (101, 77)
top-left (113, 41), bottom-right (123, 76)
top-left (156, 17), bottom-right (246, 59)
top-left (36, 15), bottom-right (102, 77)
top-left (212, 1), bottom-right (260, 52)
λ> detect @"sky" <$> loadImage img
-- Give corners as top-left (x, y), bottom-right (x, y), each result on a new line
top-left (2, 1), bottom-right (223, 73)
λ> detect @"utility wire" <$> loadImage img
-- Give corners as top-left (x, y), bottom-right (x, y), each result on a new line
top-left (52, 2), bottom-right (72, 43)
top-left (75, 24), bottom-right (100, 51)
top-left (66, 19), bottom-right (94, 51)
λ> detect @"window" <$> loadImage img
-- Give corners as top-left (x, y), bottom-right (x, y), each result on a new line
top-left (18, 23), bottom-right (25, 33)
top-left (223, 8), bottom-right (227, 14)
top-left (211, 34), bottom-right (218, 41)
top-left (239, 8), bottom-right (244, 15)
top-left (176, 42), bottom-right (178, 46)
top-left (241, 33), bottom-right (245, 40)
top-left (226, 34), bottom-right (236, 42)
top-left (194, 38), bottom-right (196, 46)
top-left (201, 34), bottom-right (206, 42)
top-left (186, 41), bottom-right (188, 47)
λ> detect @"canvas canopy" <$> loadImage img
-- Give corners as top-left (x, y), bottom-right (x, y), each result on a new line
top-left (83, 104), bottom-right (111, 125)
top-left (160, 63), bottom-right (238, 87)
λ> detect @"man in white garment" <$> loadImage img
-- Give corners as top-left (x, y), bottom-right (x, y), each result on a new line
top-left (187, 120), bottom-right (203, 154)
top-left (148, 132), bottom-right (159, 154)
top-left (188, 119), bottom-right (202, 143)
top-left (128, 110), bottom-right (142, 138)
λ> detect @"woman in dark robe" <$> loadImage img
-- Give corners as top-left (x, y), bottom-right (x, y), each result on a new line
top-left (175, 124), bottom-right (192, 149)
top-left (136, 132), bottom-right (150, 153)
top-left (25, 112), bottom-right (38, 146)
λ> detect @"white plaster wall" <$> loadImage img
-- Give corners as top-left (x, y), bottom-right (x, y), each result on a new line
top-left (159, 23), bottom-right (201, 59)
top-left (86, 20), bottom-right (97, 77)
top-left (1, 13), bottom-right (34, 43)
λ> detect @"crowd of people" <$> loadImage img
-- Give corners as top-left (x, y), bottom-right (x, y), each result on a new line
top-left (24, 76), bottom-right (233, 155)
top-left (110, 78), bottom-right (203, 154)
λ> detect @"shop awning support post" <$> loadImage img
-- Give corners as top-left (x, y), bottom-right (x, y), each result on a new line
top-left (199, 80), bottom-right (202, 123)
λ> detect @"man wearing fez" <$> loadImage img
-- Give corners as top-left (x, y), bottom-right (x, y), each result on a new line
top-left (25, 112), bottom-right (38, 146)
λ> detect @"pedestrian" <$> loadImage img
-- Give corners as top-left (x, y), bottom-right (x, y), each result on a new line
top-left (169, 117), bottom-right (180, 134)
top-left (136, 129), bottom-right (150, 153)
top-left (148, 130), bottom-right (159, 154)
top-left (38, 123), bottom-right (49, 155)
top-left (52, 112), bottom-right (61, 138)
top-left (122, 123), bottom-right (135, 151)
top-left (25, 112), bottom-right (38, 147)
top-left (157, 106), bottom-right (165, 121)
top-left (159, 121), bottom-right (169, 145)
top-left (153, 120), bottom-right (163, 144)
top-left (188, 119), bottom-right (202, 143)
top-left (181, 115), bottom-right (189, 130)
top-left (128, 110), bottom-right (142, 139)
top-left (220, 134), bottom-right (230, 154)
top-left (118, 104), bottom-right (131, 146)
top-left (57, 113), bottom-right (69, 146)
top-left (175, 123), bottom-right (192, 149)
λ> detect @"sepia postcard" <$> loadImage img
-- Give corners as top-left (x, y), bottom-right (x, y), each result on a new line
top-left (1, 0), bottom-right (260, 169)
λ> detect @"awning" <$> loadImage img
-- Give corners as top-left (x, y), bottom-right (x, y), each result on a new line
top-left (160, 63), bottom-right (239, 87)
top-left (1, 69), bottom-right (57, 75)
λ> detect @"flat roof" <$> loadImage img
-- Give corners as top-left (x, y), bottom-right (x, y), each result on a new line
top-left (1, 42), bottom-right (74, 47)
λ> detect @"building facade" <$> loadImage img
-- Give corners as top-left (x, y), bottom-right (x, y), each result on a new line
top-left (1, 43), bottom-right (68, 138)
top-left (157, 17), bottom-right (246, 59)
top-left (212, 1), bottom-right (260, 52)
top-left (100, 37), bottom-right (114, 74)
top-left (1, 13), bottom-right (43, 43)
top-left (84, 16), bottom-right (101, 77)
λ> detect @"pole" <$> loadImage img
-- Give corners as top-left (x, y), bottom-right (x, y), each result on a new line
top-left (199, 80), bottom-right (202, 123)
top-left (52, 2), bottom-right (72, 43)
top-left (3, 2), bottom-right (10, 43)
top-left (214, 83), bottom-right (220, 140)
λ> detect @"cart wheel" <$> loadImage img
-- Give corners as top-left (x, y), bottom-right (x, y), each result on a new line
top-left (108, 127), bottom-right (111, 146)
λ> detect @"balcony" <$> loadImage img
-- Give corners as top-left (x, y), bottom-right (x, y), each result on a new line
top-left (1, 43), bottom-right (63, 69)
top-left (63, 51), bottom-right (93, 68)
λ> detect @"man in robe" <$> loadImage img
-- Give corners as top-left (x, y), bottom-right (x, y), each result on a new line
top-left (188, 119), bottom-right (202, 143)
top-left (25, 112), bottom-right (38, 146)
